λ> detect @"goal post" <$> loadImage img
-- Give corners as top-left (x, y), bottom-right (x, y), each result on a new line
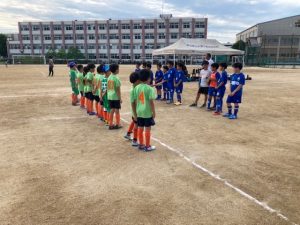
top-left (12, 55), bottom-right (46, 65)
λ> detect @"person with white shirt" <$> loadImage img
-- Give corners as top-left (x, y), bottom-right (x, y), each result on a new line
top-left (205, 53), bottom-right (214, 71)
top-left (190, 61), bottom-right (211, 108)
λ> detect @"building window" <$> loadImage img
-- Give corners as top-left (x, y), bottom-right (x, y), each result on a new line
top-left (133, 24), bottom-right (142, 29)
top-left (169, 23), bottom-right (179, 29)
top-left (145, 54), bottom-right (152, 59)
top-left (295, 20), bottom-right (300, 27)
top-left (195, 33), bottom-right (204, 38)
top-left (21, 25), bottom-right (29, 31)
top-left (122, 44), bottom-right (130, 49)
top-left (145, 44), bottom-right (154, 49)
top-left (122, 34), bottom-right (131, 40)
top-left (134, 44), bottom-right (141, 49)
top-left (183, 22), bottom-right (190, 28)
top-left (98, 34), bottom-right (107, 39)
top-left (170, 33), bottom-right (178, 39)
top-left (76, 45), bottom-right (84, 49)
top-left (76, 34), bottom-right (84, 40)
top-left (89, 34), bottom-right (95, 40)
top-left (88, 54), bottom-right (96, 59)
top-left (182, 32), bottom-right (191, 38)
top-left (145, 33), bottom-right (154, 39)
top-left (76, 25), bottom-right (83, 30)
top-left (87, 24), bottom-right (95, 30)
top-left (88, 45), bottom-right (95, 49)
top-left (122, 24), bottom-right (130, 29)
top-left (33, 35), bottom-right (40, 41)
top-left (22, 35), bottom-right (30, 40)
top-left (122, 54), bottom-right (131, 59)
top-left (99, 44), bottom-right (107, 49)
top-left (65, 25), bottom-right (73, 31)
top-left (65, 34), bottom-right (73, 40)
top-left (134, 54), bottom-right (141, 59)
top-left (32, 25), bottom-right (40, 31)
top-left (109, 24), bottom-right (118, 30)
top-left (195, 22), bottom-right (205, 28)
top-left (109, 34), bottom-right (119, 39)
top-left (43, 25), bottom-right (50, 31)
top-left (134, 34), bottom-right (141, 39)
top-left (53, 25), bottom-right (62, 30)
top-left (110, 44), bottom-right (118, 49)
top-left (54, 35), bottom-right (62, 40)
top-left (99, 54), bottom-right (107, 59)
top-left (145, 23), bottom-right (154, 29)
top-left (44, 35), bottom-right (51, 40)
top-left (98, 24), bottom-right (106, 30)
top-left (158, 33), bottom-right (165, 39)
top-left (111, 54), bottom-right (119, 59)
top-left (158, 23), bottom-right (165, 29)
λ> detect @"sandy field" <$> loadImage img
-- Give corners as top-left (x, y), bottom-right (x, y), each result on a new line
top-left (0, 64), bottom-right (299, 225)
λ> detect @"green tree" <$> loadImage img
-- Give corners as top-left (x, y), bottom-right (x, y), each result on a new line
top-left (232, 40), bottom-right (246, 51)
top-left (67, 47), bottom-right (85, 59)
top-left (0, 34), bottom-right (7, 57)
top-left (45, 48), bottom-right (57, 59)
top-left (56, 49), bottom-right (67, 59)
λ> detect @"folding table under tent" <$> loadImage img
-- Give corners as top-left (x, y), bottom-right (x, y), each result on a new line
top-left (152, 38), bottom-right (245, 64)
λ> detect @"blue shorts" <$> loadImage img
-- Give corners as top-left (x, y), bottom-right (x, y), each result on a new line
top-left (226, 95), bottom-right (242, 104)
top-left (208, 87), bottom-right (216, 97)
top-left (216, 88), bottom-right (225, 98)
top-left (175, 87), bottom-right (183, 94)
top-left (163, 83), bottom-right (168, 91)
top-left (156, 85), bottom-right (162, 90)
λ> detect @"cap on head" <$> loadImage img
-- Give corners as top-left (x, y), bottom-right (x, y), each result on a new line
top-left (104, 64), bottom-right (110, 72)
top-left (68, 61), bottom-right (76, 68)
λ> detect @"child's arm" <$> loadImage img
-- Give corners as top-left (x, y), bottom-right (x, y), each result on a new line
top-left (230, 84), bottom-right (243, 96)
top-left (150, 100), bottom-right (156, 119)
top-left (153, 79), bottom-right (165, 87)
top-left (132, 100), bottom-right (137, 120)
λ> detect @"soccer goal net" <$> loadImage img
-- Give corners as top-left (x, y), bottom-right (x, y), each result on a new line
top-left (12, 55), bottom-right (46, 65)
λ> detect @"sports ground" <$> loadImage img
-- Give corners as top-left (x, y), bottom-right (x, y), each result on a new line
top-left (0, 65), bottom-right (299, 225)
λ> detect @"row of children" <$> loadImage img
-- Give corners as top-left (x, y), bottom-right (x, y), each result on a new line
top-left (189, 61), bottom-right (245, 119)
top-left (69, 62), bottom-right (157, 151)
top-left (135, 61), bottom-right (187, 105)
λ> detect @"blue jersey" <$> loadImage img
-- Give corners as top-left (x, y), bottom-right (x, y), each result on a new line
top-left (230, 73), bottom-right (245, 96)
top-left (149, 70), bottom-right (154, 85)
top-left (167, 67), bottom-right (176, 89)
top-left (217, 71), bottom-right (228, 90)
top-left (135, 68), bottom-right (141, 73)
top-left (155, 70), bottom-right (164, 83)
top-left (175, 70), bottom-right (184, 89)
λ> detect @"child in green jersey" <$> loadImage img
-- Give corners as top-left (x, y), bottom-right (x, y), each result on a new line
top-left (86, 64), bottom-right (96, 115)
top-left (83, 66), bottom-right (89, 109)
top-left (132, 69), bottom-right (156, 152)
top-left (101, 65), bottom-right (111, 125)
top-left (124, 72), bottom-right (140, 147)
top-left (69, 62), bottom-right (79, 106)
top-left (95, 64), bottom-right (105, 120)
top-left (107, 64), bottom-right (122, 130)
top-left (76, 64), bottom-right (85, 108)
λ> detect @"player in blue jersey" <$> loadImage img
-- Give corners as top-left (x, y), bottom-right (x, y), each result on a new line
top-left (154, 63), bottom-right (164, 100)
top-left (146, 62), bottom-right (154, 85)
top-left (213, 62), bottom-right (228, 115)
top-left (135, 62), bottom-right (141, 72)
top-left (223, 62), bottom-right (245, 119)
top-left (174, 62), bottom-right (185, 105)
top-left (166, 61), bottom-right (176, 104)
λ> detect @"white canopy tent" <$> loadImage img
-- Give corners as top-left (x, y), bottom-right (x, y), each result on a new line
top-left (152, 38), bottom-right (245, 64)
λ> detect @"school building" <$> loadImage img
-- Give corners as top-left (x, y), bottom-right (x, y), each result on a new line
top-left (236, 15), bottom-right (300, 65)
top-left (7, 15), bottom-right (208, 63)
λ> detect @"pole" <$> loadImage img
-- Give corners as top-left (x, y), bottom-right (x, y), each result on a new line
top-left (173, 53), bottom-right (175, 64)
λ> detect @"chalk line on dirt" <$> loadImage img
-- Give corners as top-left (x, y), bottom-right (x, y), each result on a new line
top-left (120, 117), bottom-right (298, 225)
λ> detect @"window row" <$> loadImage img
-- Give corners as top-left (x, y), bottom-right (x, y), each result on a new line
top-left (21, 22), bottom-right (206, 31)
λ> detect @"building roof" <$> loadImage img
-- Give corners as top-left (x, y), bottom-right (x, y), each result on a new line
top-left (236, 14), bottom-right (300, 35)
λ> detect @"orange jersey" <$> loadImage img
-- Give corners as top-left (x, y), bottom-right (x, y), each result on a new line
top-left (209, 73), bottom-right (217, 88)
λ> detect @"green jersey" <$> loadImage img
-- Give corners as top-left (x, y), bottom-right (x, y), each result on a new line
top-left (102, 77), bottom-right (110, 112)
top-left (130, 87), bottom-right (135, 116)
top-left (107, 74), bottom-right (121, 100)
top-left (132, 83), bottom-right (156, 118)
top-left (85, 72), bottom-right (94, 93)
top-left (69, 70), bottom-right (77, 88)
top-left (94, 74), bottom-right (101, 96)
top-left (77, 72), bottom-right (84, 92)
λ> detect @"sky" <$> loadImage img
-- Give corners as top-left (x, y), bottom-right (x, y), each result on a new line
top-left (0, 0), bottom-right (300, 43)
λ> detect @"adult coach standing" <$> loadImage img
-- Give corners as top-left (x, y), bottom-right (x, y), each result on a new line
top-left (48, 57), bottom-right (54, 77)
top-left (205, 53), bottom-right (214, 71)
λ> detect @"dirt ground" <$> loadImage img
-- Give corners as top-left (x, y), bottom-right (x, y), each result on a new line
top-left (0, 64), bottom-right (299, 225)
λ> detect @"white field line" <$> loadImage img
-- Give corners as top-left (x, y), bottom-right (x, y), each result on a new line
top-left (120, 117), bottom-right (298, 225)
top-left (31, 116), bottom-right (87, 121)
top-left (0, 93), bottom-right (68, 98)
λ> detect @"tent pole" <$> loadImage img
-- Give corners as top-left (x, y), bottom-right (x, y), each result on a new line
top-left (173, 54), bottom-right (175, 64)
